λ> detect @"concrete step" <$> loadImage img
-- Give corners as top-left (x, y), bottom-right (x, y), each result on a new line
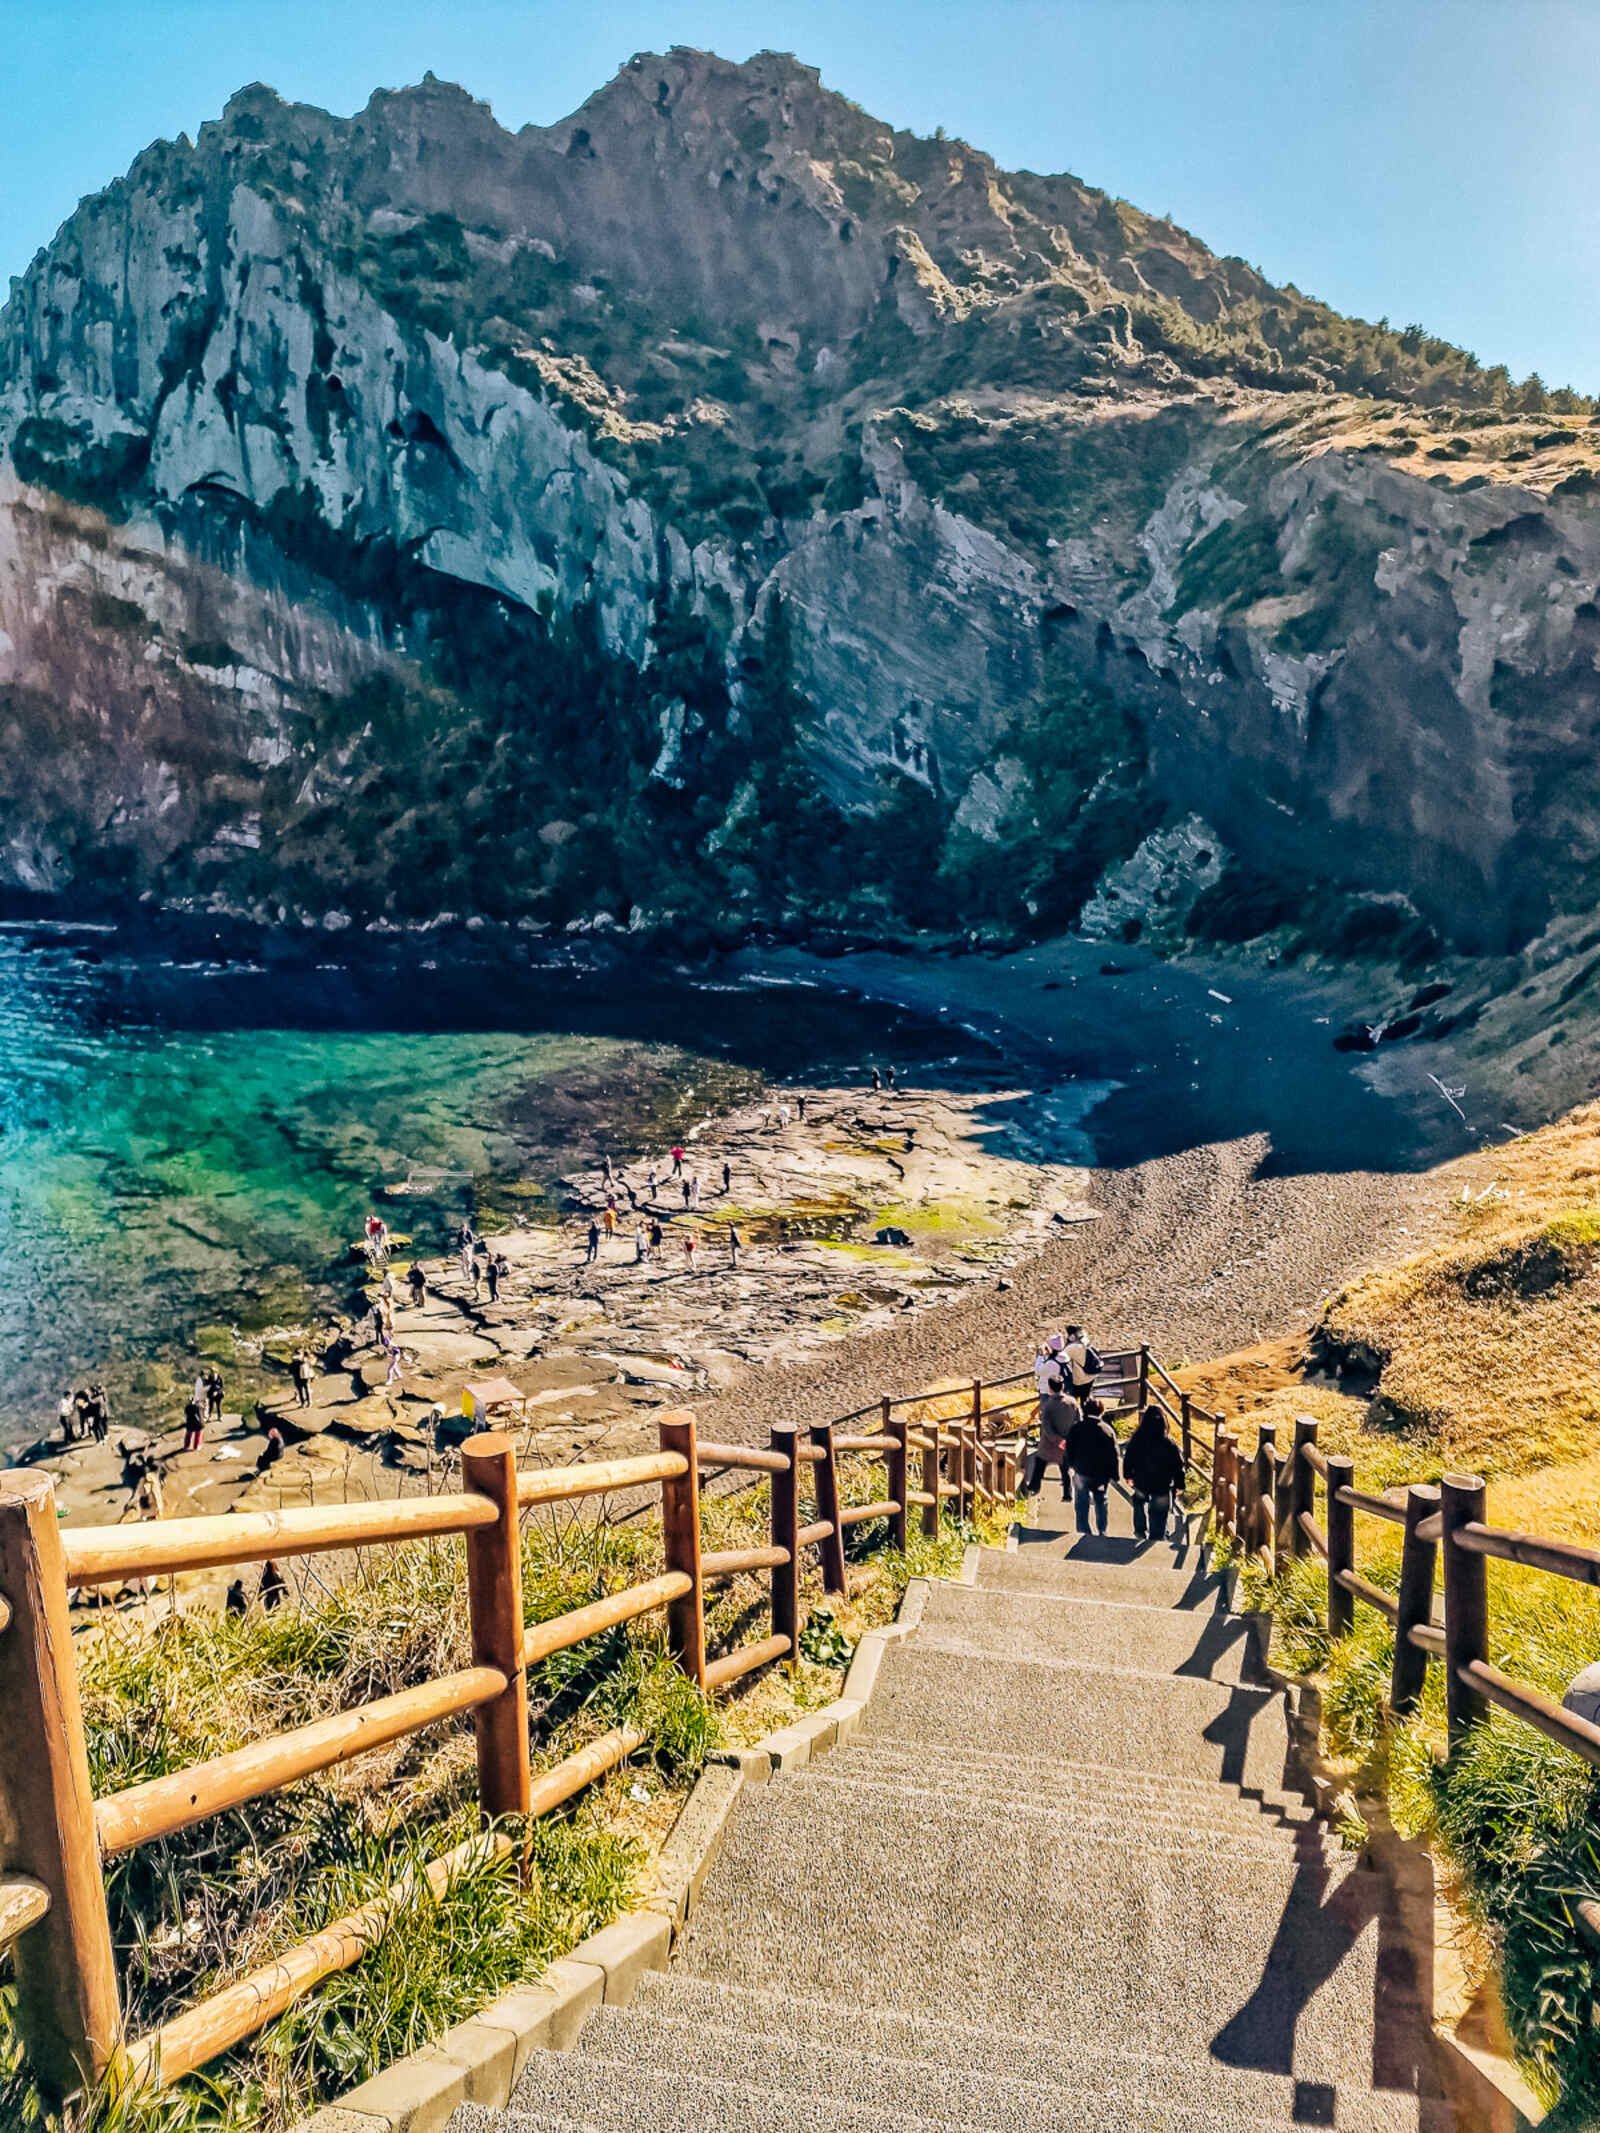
top-left (789, 1763), bottom-right (1339, 1861)
top-left (833, 1736), bottom-right (1317, 1823)
top-left (503, 2042), bottom-right (1303, 2133)
top-left (860, 1643), bottom-right (1297, 1795)
top-left (975, 1541), bottom-right (1227, 1611)
top-left (676, 1781), bottom-right (1430, 2088)
top-left (622, 1976), bottom-right (1455, 2133)
top-left (452, 2111), bottom-right (599, 2133)
top-left (914, 1579), bottom-right (1264, 1684)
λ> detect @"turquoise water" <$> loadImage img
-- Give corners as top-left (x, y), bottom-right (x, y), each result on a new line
top-left (0, 929), bottom-right (966, 1448)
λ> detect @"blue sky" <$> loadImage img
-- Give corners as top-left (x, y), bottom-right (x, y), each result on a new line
top-left (3, 0), bottom-right (1596, 391)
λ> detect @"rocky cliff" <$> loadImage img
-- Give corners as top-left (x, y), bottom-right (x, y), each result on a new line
top-left (3, 47), bottom-right (1598, 953)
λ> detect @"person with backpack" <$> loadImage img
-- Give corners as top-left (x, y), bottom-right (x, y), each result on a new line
top-left (1123, 1404), bottom-right (1187, 1543)
top-left (1063, 1395), bottom-right (1119, 1536)
top-left (1061, 1325), bottom-right (1103, 1398)
top-left (1023, 1376), bottom-right (1079, 1496)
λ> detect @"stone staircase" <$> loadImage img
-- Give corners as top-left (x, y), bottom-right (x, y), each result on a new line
top-left (454, 1484), bottom-right (1451, 2132)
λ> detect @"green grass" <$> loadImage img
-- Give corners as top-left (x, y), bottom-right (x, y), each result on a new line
top-left (1245, 1542), bottom-right (1600, 2116)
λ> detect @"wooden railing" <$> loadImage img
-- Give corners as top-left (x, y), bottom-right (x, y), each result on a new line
top-left (1207, 1413), bottom-right (1600, 1950)
top-left (0, 1380), bottom-right (1029, 2102)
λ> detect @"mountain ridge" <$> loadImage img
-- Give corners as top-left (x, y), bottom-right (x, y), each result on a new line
top-left (1, 45), bottom-right (1598, 965)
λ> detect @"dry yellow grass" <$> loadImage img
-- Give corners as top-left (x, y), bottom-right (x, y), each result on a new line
top-left (1314, 1103), bottom-right (1600, 1475)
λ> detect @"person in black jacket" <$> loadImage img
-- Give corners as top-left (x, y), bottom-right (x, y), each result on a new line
top-left (1063, 1397), bottom-right (1119, 1536)
top-left (1123, 1404), bottom-right (1186, 1544)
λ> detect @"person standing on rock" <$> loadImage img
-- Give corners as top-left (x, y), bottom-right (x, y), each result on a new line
top-left (721, 1159), bottom-right (732, 1195)
top-left (485, 1253), bottom-right (502, 1303)
top-left (728, 1223), bottom-right (742, 1269)
top-left (670, 1143), bottom-right (686, 1176)
top-left (205, 1367), bottom-right (224, 1426)
top-left (225, 1577), bottom-right (248, 1617)
top-left (58, 1388), bottom-right (78, 1443)
top-left (648, 1165), bottom-right (659, 1200)
top-left (684, 1231), bottom-right (698, 1270)
top-left (776, 1101), bottom-right (791, 1129)
top-left (648, 1215), bottom-right (664, 1255)
top-left (89, 1384), bottom-right (112, 1442)
top-left (181, 1395), bottom-right (205, 1455)
top-left (408, 1261), bottom-right (427, 1310)
top-left (1063, 1396), bottom-right (1118, 1537)
top-left (585, 1219), bottom-right (601, 1264)
top-left (292, 1349), bottom-right (314, 1408)
top-left (870, 1067), bottom-right (881, 1091)
top-left (634, 1222), bottom-right (647, 1264)
top-left (382, 1331), bottom-right (403, 1387)
top-left (1124, 1404), bottom-right (1186, 1544)
top-left (260, 1560), bottom-right (288, 1610)
top-left (689, 1173), bottom-right (702, 1208)
top-left (886, 1065), bottom-right (896, 1089)
top-left (681, 1175), bottom-right (692, 1209)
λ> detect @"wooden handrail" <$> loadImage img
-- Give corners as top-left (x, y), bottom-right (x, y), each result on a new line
top-left (0, 1874), bottom-right (49, 1952)
top-left (1302, 1443), bottom-right (1329, 1480)
top-left (1408, 1620), bottom-right (1446, 1655)
top-left (517, 1450), bottom-right (688, 1507)
top-left (60, 1492), bottom-right (497, 1588)
top-left (1334, 1567), bottom-right (1399, 1624)
top-left (834, 1434), bottom-right (893, 1454)
top-left (838, 1499), bottom-right (900, 1529)
top-left (1298, 1511), bottom-right (1329, 1558)
top-left (1453, 1522), bottom-right (1600, 1588)
top-left (1336, 1485), bottom-right (1407, 1526)
top-left (905, 1488), bottom-right (936, 1508)
top-left (1463, 1660), bottom-right (1600, 1771)
top-left (796, 1519), bottom-right (835, 1548)
top-left (96, 1665), bottom-right (509, 1856)
top-left (694, 1441), bottom-right (792, 1475)
top-left (704, 1635), bottom-right (791, 1692)
top-left (701, 1545), bottom-right (789, 1578)
top-left (523, 1574), bottom-right (689, 1667)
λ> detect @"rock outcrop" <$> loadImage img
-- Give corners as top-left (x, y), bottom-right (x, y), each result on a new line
top-left (2, 47), bottom-right (1597, 950)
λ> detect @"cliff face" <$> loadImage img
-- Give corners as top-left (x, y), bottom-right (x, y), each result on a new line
top-left (2, 48), bottom-right (1597, 949)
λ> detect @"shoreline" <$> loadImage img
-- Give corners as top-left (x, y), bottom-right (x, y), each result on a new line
top-left (8, 926), bottom-right (1465, 1575)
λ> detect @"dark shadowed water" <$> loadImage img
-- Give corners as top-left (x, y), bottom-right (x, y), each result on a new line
top-left (0, 927), bottom-right (991, 1449)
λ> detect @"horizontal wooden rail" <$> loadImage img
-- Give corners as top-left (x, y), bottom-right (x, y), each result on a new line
top-left (796, 1443), bottom-right (825, 1465)
top-left (1302, 1443), bottom-right (1329, 1480)
top-left (1409, 1620), bottom-right (1446, 1656)
top-left (1336, 1485), bottom-right (1407, 1526)
top-left (834, 1434), bottom-right (893, 1455)
top-left (1453, 1522), bottom-right (1600, 1587)
top-left (1464, 1660), bottom-right (1600, 1771)
top-left (704, 1635), bottom-right (791, 1692)
top-left (1334, 1567), bottom-right (1399, 1623)
top-left (61, 1493), bottom-right (498, 1588)
top-left (0, 1874), bottom-right (49, 1952)
top-left (522, 1574), bottom-right (689, 1668)
top-left (517, 1451), bottom-right (687, 1507)
top-left (838, 1499), bottom-right (900, 1529)
top-left (1299, 1511), bottom-right (1329, 1558)
top-left (0, 1592), bottom-right (11, 1634)
top-left (796, 1519), bottom-right (835, 1549)
top-left (701, 1544), bottom-right (789, 1578)
top-left (694, 1441), bottom-right (791, 1475)
top-left (126, 1725), bottom-right (643, 2089)
top-left (905, 1488), bottom-right (936, 1509)
top-left (96, 1665), bottom-right (508, 1857)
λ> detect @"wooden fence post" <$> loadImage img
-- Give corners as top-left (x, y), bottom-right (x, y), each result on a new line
top-left (769, 1423), bottom-right (801, 1665)
top-left (810, 1422), bottom-right (848, 1595)
top-left (1180, 1393), bottom-right (1193, 1471)
top-left (1441, 1472), bottom-right (1489, 1749)
top-left (922, 1420), bottom-right (941, 1538)
top-left (883, 1403), bottom-right (908, 1552)
top-left (1222, 1432), bottom-right (1240, 1539)
top-left (961, 1427), bottom-right (976, 1519)
top-left (1326, 1453), bottom-right (1356, 1637)
top-left (461, 1432), bottom-right (532, 1819)
top-left (0, 1469), bottom-right (122, 2098)
top-left (1288, 1417), bottom-right (1319, 1560)
top-left (1138, 1345), bottom-right (1150, 1408)
top-left (1255, 1423), bottom-right (1278, 1566)
top-left (1391, 1482), bottom-right (1441, 1718)
top-left (1236, 1437), bottom-right (1255, 1552)
top-left (1273, 1431), bottom-right (1295, 1576)
top-left (659, 1413), bottom-right (706, 1688)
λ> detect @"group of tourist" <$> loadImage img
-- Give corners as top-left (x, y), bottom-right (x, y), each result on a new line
top-left (56, 1382), bottom-right (113, 1443)
top-left (1024, 1326), bottom-right (1186, 1544)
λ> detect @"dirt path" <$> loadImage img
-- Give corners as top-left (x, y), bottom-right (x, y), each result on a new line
top-left (692, 1133), bottom-right (1446, 1441)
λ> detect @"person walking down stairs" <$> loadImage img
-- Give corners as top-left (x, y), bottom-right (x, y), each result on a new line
top-left (1062, 1394), bottom-right (1118, 1536)
top-left (1123, 1401), bottom-right (1187, 1544)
